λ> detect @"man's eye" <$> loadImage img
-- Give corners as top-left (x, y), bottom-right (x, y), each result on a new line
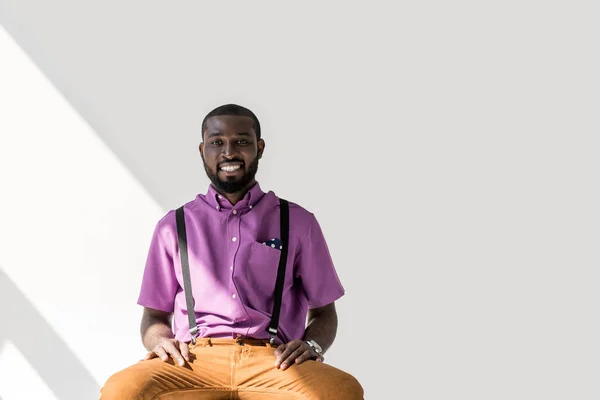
top-left (211, 140), bottom-right (222, 145)
top-left (238, 140), bottom-right (249, 144)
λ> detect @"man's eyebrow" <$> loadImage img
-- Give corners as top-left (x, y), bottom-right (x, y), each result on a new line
top-left (207, 131), bottom-right (251, 138)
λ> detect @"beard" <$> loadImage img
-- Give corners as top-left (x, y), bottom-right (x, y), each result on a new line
top-left (203, 155), bottom-right (260, 194)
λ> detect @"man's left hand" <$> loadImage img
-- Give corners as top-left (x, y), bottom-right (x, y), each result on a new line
top-left (274, 339), bottom-right (323, 370)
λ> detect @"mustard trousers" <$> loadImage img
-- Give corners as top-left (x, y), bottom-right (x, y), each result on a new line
top-left (100, 338), bottom-right (363, 399)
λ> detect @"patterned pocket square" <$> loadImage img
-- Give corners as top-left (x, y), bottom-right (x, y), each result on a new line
top-left (262, 238), bottom-right (283, 250)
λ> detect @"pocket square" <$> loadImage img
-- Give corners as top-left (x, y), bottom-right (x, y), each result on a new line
top-left (262, 238), bottom-right (283, 250)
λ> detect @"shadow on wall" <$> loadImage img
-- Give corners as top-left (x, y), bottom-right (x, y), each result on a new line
top-left (0, 268), bottom-right (100, 400)
top-left (0, 11), bottom-right (204, 211)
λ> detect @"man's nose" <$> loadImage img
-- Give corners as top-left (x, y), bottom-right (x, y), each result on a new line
top-left (222, 140), bottom-right (238, 156)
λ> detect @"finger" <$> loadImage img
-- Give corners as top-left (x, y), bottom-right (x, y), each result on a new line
top-left (274, 343), bottom-right (286, 359)
top-left (154, 347), bottom-right (170, 362)
top-left (179, 341), bottom-right (190, 362)
top-left (280, 346), bottom-right (306, 370)
top-left (275, 342), bottom-right (300, 367)
top-left (163, 342), bottom-right (186, 366)
top-left (294, 350), bottom-right (316, 365)
top-left (139, 351), bottom-right (155, 362)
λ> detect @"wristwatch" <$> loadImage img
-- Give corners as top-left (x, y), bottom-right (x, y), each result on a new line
top-left (304, 339), bottom-right (323, 357)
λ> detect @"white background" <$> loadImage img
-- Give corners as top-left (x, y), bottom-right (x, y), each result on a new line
top-left (1, 1), bottom-right (599, 399)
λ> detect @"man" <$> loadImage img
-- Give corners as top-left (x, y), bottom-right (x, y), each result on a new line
top-left (101, 104), bottom-right (363, 399)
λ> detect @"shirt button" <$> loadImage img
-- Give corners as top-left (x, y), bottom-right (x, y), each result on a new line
top-left (232, 237), bottom-right (237, 242)
top-left (216, 206), bottom-right (220, 210)
top-left (249, 205), bottom-right (253, 209)
top-left (230, 266), bottom-right (233, 270)
top-left (233, 210), bottom-right (237, 215)
top-left (232, 294), bottom-right (237, 299)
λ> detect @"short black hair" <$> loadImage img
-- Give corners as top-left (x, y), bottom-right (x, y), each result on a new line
top-left (201, 104), bottom-right (261, 140)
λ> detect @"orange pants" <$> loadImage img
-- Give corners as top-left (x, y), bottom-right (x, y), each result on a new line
top-left (100, 338), bottom-right (363, 399)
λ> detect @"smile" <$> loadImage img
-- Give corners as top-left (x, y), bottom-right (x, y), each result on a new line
top-left (220, 164), bottom-right (242, 172)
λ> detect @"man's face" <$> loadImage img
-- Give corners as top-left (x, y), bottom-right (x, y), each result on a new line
top-left (200, 115), bottom-right (264, 194)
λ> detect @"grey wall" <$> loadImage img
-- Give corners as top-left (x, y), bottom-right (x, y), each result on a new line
top-left (1, 1), bottom-right (599, 399)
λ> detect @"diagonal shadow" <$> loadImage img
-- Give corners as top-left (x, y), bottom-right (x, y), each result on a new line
top-left (0, 268), bottom-right (100, 400)
top-left (0, 9), bottom-right (208, 211)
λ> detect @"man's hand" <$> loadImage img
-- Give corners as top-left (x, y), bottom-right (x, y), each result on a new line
top-left (141, 338), bottom-right (190, 366)
top-left (274, 340), bottom-right (323, 371)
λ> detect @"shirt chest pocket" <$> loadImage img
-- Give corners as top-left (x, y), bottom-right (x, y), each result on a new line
top-left (244, 240), bottom-right (284, 294)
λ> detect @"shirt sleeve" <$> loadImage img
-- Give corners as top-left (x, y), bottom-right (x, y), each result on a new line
top-left (137, 215), bottom-right (179, 312)
top-left (295, 214), bottom-right (345, 309)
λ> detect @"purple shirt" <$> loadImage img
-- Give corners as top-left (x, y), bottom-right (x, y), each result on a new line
top-left (137, 183), bottom-right (345, 344)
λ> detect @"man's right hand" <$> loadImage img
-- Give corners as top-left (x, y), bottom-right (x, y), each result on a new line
top-left (142, 338), bottom-right (190, 366)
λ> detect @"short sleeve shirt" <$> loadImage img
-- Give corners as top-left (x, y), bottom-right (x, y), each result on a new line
top-left (137, 182), bottom-right (345, 344)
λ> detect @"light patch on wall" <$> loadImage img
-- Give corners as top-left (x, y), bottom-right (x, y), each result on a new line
top-left (0, 341), bottom-right (59, 400)
top-left (0, 25), bottom-right (164, 385)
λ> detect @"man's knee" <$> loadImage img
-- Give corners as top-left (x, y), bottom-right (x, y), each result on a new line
top-left (310, 366), bottom-right (363, 400)
top-left (100, 365), bottom-right (155, 400)
top-left (331, 370), bottom-right (364, 399)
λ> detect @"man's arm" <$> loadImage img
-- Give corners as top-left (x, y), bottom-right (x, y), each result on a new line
top-left (303, 302), bottom-right (338, 354)
top-left (274, 301), bottom-right (338, 370)
top-left (140, 307), bottom-right (189, 366)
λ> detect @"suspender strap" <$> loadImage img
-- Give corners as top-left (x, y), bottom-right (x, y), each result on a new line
top-left (267, 198), bottom-right (290, 344)
top-left (175, 206), bottom-right (199, 344)
top-left (175, 199), bottom-right (290, 346)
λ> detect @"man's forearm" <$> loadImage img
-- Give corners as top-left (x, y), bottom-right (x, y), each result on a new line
top-left (302, 307), bottom-right (338, 355)
top-left (141, 318), bottom-right (175, 351)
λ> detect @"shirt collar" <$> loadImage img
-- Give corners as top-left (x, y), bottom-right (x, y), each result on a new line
top-left (205, 182), bottom-right (265, 211)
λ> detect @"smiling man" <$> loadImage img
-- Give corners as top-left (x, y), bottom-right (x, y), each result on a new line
top-left (100, 104), bottom-right (363, 399)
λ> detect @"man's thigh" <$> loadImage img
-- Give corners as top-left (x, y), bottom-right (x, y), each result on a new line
top-left (236, 346), bottom-right (363, 400)
top-left (100, 345), bottom-right (232, 400)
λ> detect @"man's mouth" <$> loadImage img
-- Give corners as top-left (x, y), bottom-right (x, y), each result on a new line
top-left (219, 162), bottom-right (243, 172)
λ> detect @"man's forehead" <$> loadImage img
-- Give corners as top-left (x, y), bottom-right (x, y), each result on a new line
top-left (204, 115), bottom-right (255, 132)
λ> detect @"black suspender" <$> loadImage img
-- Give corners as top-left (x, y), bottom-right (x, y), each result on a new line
top-left (174, 198), bottom-right (290, 345)
top-left (268, 198), bottom-right (289, 344)
top-left (175, 206), bottom-right (198, 344)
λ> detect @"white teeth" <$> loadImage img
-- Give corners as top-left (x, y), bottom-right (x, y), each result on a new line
top-left (221, 164), bottom-right (241, 172)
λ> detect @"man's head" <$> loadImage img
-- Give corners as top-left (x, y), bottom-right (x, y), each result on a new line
top-left (199, 104), bottom-right (265, 194)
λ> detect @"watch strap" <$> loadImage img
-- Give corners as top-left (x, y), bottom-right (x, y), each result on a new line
top-left (305, 340), bottom-right (323, 356)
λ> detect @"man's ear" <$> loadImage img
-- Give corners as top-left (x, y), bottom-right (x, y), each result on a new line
top-left (199, 142), bottom-right (204, 157)
top-left (257, 138), bottom-right (265, 159)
